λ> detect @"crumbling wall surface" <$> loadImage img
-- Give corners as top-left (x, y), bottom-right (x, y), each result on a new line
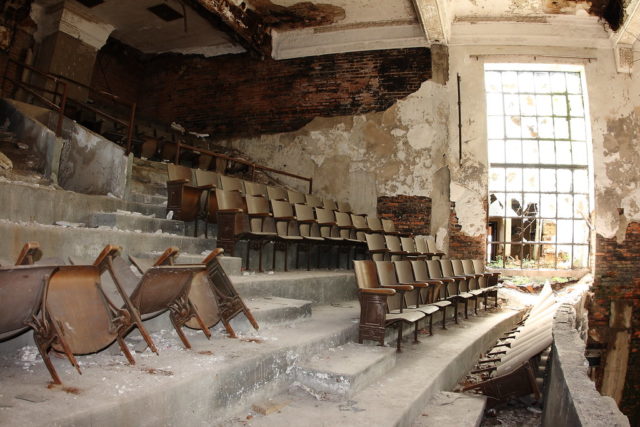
top-left (221, 79), bottom-right (449, 216)
top-left (138, 48), bottom-right (432, 140)
top-left (542, 304), bottom-right (630, 427)
top-left (58, 120), bottom-right (128, 197)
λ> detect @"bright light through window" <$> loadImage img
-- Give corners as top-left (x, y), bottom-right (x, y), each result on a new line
top-left (484, 64), bottom-right (593, 270)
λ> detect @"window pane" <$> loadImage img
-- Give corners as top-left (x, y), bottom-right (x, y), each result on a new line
top-left (507, 192), bottom-right (524, 216)
top-left (574, 169), bottom-right (589, 193)
top-left (550, 72), bottom-right (566, 92)
top-left (505, 140), bottom-right (522, 163)
top-left (574, 220), bottom-right (589, 244)
top-left (557, 220), bottom-right (573, 242)
top-left (506, 116), bottom-right (522, 138)
top-left (566, 73), bottom-right (582, 94)
top-left (570, 118), bottom-right (586, 141)
top-left (557, 169), bottom-right (572, 193)
top-left (489, 192), bottom-right (507, 216)
top-left (536, 95), bottom-right (553, 115)
top-left (518, 71), bottom-right (534, 92)
top-left (485, 72), bottom-right (502, 93)
top-left (556, 141), bottom-right (572, 164)
top-left (534, 72), bottom-right (551, 93)
top-left (522, 116), bottom-right (538, 139)
top-left (568, 95), bottom-right (584, 117)
top-left (502, 71), bottom-right (518, 93)
top-left (574, 194), bottom-right (589, 219)
top-left (504, 94), bottom-right (520, 114)
top-left (522, 140), bottom-right (540, 163)
top-left (541, 220), bottom-right (557, 241)
top-left (541, 194), bottom-right (556, 217)
top-left (538, 117), bottom-right (554, 138)
top-left (486, 93), bottom-right (504, 115)
top-left (557, 245), bottom-right (572, 269)
top-left (506, 168), bottom-right (523, 191)
top-left (524, 193), bottom-right (540, 216)
top-left (520, 94), bottom-right (537, 115)
top-left (554, 117), bottom-right (569, 139)
top-left (573, 245), bottom-right (588, 268)
top-left (572, 141), bottom-right (588, 165)
top-left (540, 140), bottom-right (555, 164)
top-left (523, 169), bottom-right (540, 191)
top-left (552, 95), bottom-right (567, 116)
top-left (487, 116), bottom-right (505, 139)
top-left (489, 168), bottom-right (506, 191)
top-left (558, 194), bottom-right (573, 218)
top-left (488, 139), bottom-right (505, 163)
top-left (540, 169), bottom-right (556, 191)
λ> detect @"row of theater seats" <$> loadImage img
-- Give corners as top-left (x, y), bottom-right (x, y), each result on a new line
top-left (354, 258), bottom-right (501, 351)
top-left (0, 243), bottom-right (257, 384)
top-left (166, 163), bottom-right (445, 271)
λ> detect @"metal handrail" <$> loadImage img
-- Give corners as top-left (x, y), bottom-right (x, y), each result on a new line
top-left (48, 72), bottom-right (137, 154)
top-left (176, 141), bottom-right (313, 193)
top-left (1, 55), bottom-right (67, 136)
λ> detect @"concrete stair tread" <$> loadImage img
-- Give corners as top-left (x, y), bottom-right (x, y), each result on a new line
top-left (295, 342), bottom-right (396, 398)
top-left (0, 305), bottom-right (360, 426)
top-left (131, 252), bottom-right (243, 277)
top-left (412, 392), bottom-right (487, 427)
top-left (126, 191), bottom-right (167, 206)
top-left (88, 211), bottom-right (184, 235)
top-left (227, 308), bottom-right (519, 427)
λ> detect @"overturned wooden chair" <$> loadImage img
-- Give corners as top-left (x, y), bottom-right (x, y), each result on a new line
top-left (130, 247), bottom-right (259, 339)
top-left (354, 260), bottom-right (424, 351)
top-left (96, 245), bottom-right (211, 350)
top-left (31, 265), bottom-right (136, 384)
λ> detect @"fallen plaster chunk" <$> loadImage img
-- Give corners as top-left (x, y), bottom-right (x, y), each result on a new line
top-left (251, 398), bottom-right (290, 415)
top-left (55, 221), bottom-right (86, 228)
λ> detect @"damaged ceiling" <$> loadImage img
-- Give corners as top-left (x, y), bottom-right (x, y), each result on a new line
top-left (38, 0), bottom-right (629, 59)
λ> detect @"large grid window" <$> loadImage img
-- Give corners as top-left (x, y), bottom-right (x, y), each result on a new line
top-left (484, 65), bottom-right (592, 270)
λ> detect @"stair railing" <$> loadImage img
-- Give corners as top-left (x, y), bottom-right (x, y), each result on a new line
top-left (1, 55), bottom-right (67, 137)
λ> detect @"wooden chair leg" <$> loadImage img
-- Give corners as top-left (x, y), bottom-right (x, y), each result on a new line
top-left (413, 322), bottom-right (419, 343)
top-left (442, 307), bottom-right (447, 329)
top-left (116, 335), bottom-right (136, 364)
top-left (429, 314), bottom-right (433, 336)
top-left (396, 323), bottom-right (403, 352)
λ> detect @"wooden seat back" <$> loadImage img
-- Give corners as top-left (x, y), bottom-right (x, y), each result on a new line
top-left (335, 211), bottom-right (354, 239)
top-left (382, 218), bottom-right (397, 234)
top-left (365, 233), bottom-right (386, 251)
top-left (294, 204), bottom-right (321, 238)
top-left (367, 216), bottom-right (384, 233)
top-left (271, 199), bottom-right (299, 237)
top-left (194, 169), bottom-right (219, 187)
top-left (337, 201), bottom-right (352, 213)
top-left (323, 198), bottom-right (338, 211)
top-left (267, 185), bottom-right (288, 201)
top-left (246, 195), bottom-right (274, 233)
top-left (220, 175), bottom-right (245, 193)
top-left (426, 235), bottom-right (439, 254)
top-left (287, 190), bottom-right (306, 204)
top-left (452, 259), bottom-right (477, 290)
top-left (384, 235), bottom-right (403, 252)
top-left (46, 265), bottom-right (117, 354)
top-left (427, 259), bottom-right (455, 299)
top-left (394, 260), bottom-right (421, 307)
top-left (245, 181), bottom-right (268, 198)
top-left (315, 208), bottom-right (339, 238)
top-left (374, 261), bottom-right (403, 312)
top-left (167, 163), bottom-right (193, 182)
top-left (216, 188), bottom-right (245, 211)
top-left (305, 194), bottom-right (323, 208)
top-left (129, 266), bottom-right (194, 315)
top-left (439, 259), bottom-right (469, 293)
top-left (401, 237), bottom-right (418, 253)
top-left (0, 265), bottom-right (57, 340)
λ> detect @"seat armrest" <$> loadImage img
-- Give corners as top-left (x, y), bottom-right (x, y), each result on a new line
top-left (195, 184), bottom-right (215, 190)
top-left (382, 284), bottom-right (414, 291)
top-left (440, 277), bottom-right (455, 283)
top-left (218, 208), bottom-right (245, 213)
top-left (167, 178), bottom-right (189, 185)
top-left (275, 216), bottom-right (296, 221)
top-left (423, 279), bottom-right (444, 285)
top-left (360, 288), bottom-right (395, 296)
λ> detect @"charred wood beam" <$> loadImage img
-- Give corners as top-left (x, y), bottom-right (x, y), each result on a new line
top-left (194, 0), bottom-right (272, 59)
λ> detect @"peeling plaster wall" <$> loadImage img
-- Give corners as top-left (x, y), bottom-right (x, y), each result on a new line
top-left (220, 80), bottom-right (449, 216)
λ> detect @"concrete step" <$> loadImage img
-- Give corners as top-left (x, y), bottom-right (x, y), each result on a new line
top-left (88, 211), bottom-right (185, 235)
top-left (131, 179), bottom-right (167, 197)
top-left (0, 305), bottom-right (360, 426)
top-left (232, 270), bottom-right (358, 305)
top-left (123, 200), bottom-right (167, 218)
top-left (225, 308), bottom-right (520, 427)
top-left (0, 220), bottom-right (215, 263)
top-left (126, 191), bottom-right (167, 206)
top-left (295, 343), bottom-right (396, 399)
top-left (412, 392), bottom-right (487, 427)
top-left (229, 297), bottom-right (312, 334)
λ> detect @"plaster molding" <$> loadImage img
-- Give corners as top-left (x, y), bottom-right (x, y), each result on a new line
top-left (412, 0), bottom-right (451, 44)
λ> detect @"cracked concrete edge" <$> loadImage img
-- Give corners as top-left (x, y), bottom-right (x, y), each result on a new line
top-left (542, 303), bottom-right (630, 427)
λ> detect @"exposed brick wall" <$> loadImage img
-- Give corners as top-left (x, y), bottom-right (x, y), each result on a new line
top-left (90, 39), bottom-right (144, 105)
top-left (588, 222), bottom-right (640, 424)
top-left (134, 47), bottom-right (431, 139)
top-left (448, 202), bottom-right (486, 260)
top-left (377, 195), bottom-right (431, 236)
